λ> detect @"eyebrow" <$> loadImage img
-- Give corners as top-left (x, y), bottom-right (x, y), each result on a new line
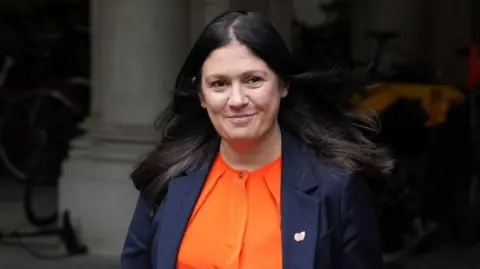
top-left (204, 70), bottom-right (268, 80)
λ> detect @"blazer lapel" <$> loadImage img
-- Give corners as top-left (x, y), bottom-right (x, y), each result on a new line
top-left (281, 132), bottom-right (322, 269)
top-left (153, 141), bottom-right (219, 269)
top-left (152, 170), bottom-right (208, 269)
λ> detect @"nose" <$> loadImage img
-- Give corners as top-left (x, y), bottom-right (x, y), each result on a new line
top-left (228, 83), bottom-right (248, 107)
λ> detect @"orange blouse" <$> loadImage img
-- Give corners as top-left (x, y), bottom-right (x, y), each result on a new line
top-left (177, 154), bottom-right (283, 269)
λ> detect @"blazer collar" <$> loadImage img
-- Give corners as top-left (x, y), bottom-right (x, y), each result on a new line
top-left (180, 130), bottom-right (319, 191)
top-left (280, 130), bottom-right (319, 192)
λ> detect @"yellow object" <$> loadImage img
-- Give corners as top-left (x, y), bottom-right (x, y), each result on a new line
top-left (352, 82), bottom-right (466, 126)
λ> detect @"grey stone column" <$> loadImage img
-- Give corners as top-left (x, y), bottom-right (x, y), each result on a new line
top-left (59, 0), bottom-right (189, 255)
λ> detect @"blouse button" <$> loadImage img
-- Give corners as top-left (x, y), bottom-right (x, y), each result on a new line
top-left (238, 171), bottom-right (245, 178)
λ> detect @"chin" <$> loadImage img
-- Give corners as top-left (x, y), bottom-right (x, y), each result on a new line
top-left (223, 128), bottom-right (259, 142)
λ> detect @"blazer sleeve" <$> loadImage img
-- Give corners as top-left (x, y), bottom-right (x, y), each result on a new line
top-left (340, 175), bottom-right (383, 269)
top-left (121, 194), bottom-right (153, 269)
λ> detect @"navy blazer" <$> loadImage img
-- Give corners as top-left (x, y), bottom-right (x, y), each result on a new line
top-left (121, 132), bottom-right (382, 269)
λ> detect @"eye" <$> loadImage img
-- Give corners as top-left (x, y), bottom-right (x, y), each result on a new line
top-left (245, 76), bottom-right (263, 85)
top-left (211, 80), bottom-right (228, 89)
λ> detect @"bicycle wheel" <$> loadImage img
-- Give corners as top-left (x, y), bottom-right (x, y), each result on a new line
top-left (0, 88), bottom-right (80, 184)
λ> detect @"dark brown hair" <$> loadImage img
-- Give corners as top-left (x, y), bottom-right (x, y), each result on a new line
top-left (131, 11), bottom-right (394, 207)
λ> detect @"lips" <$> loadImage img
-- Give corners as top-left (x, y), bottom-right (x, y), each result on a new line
top-left (227, 113), bottom-right (256, 125)
top-left (228, 114), bottom-right (255, 119)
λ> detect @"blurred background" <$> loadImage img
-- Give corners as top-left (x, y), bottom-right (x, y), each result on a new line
top-left (0, 0), bottom-right (479, 268)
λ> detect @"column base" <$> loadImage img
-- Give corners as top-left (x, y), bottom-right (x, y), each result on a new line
top-left (59, 125), bottom-right (155, 256)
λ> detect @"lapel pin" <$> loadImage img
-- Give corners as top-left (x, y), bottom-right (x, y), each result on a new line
top-left (294, 231), bottom-right (306, 242)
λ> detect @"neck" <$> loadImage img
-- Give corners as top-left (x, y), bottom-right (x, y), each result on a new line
top-left (220, 124), bottom-right (282, 171)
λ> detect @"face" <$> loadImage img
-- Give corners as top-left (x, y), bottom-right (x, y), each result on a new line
top-left (200, 42), bottom-right (288, 143)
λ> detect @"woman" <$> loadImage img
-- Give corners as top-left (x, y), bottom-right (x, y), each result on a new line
top-left (121, 10), bottom-right (393, 269)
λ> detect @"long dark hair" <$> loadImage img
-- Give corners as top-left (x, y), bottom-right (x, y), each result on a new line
top-left (131, 11), bottom-right (394, 207)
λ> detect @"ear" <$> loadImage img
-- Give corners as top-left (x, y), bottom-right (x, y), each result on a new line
top-left (280, 86), bottom-right (289, 98)
top-left (278, 79), bottom-right (289, 98)
top-left (198, 92), bottom-right (206, 108)
top-left (196, 76), bottom-right (207, 108)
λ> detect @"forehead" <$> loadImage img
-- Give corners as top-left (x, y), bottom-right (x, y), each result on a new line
top-left (202, 42), bottom-right (271, 77)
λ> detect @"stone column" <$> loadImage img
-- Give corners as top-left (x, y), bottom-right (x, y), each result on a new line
top-left (59, 0), bottom-right (189, 255)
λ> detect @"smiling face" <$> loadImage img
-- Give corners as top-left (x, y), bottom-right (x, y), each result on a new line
top-left (200, 41), bottom-right (288, 144)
